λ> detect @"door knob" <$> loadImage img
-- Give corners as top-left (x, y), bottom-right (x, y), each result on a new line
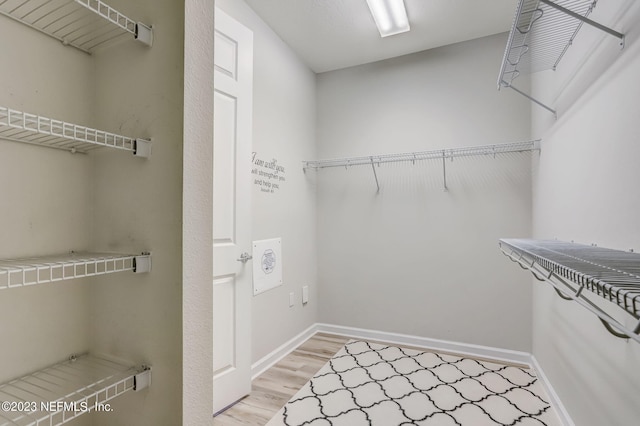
top-left (236, 252), bottom-right (253, 263)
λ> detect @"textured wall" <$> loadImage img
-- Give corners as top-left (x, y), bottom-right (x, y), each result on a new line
top-left (183, 0), bottom-right (214, 423)
top-left (90, 0), bottom-right (185, 424)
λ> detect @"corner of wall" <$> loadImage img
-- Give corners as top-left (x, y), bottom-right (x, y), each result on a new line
top-left (530, 2), bottom-right (640, 424)
top-left (183, 0), bottom-right (215, 424)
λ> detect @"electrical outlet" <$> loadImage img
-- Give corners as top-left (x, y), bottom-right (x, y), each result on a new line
top-left (302, 286), bottom-right (309, 304)
top-left (289, 292), bottom-right (295, 307)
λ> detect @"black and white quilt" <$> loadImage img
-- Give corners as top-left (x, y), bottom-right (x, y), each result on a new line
top-left (267, 340), bottom-right (560, 425)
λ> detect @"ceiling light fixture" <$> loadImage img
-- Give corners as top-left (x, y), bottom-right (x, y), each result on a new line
top-left (365, 0), bottom-right (410, 38)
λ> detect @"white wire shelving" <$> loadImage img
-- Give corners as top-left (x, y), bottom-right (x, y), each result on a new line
top-left (498, 0), bottom-right (625, 116)
top-left (303, 140), bottom-right (540, 191)
top-left (500, 239), bottom-right (640, 344)
top-left (0, 106), bottom-right (151, 157)
top-left (0, 354), bottom-right (151, 426)
top-left (0, 0), bottom-right (153, 54)
top-left (0, 252), bottom-right (151, 290)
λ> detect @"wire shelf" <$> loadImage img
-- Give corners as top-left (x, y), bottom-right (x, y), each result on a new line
top-left (497, 0), bottom-right (624, 115)
top-left (0, 106), bottom-right (151, 157)
top-left (0, 354), bottom-right (150, 426)
top-left (0, 0), bottom-right (153, 53)
top-left (500, 239), bottom-right (640, 343)
top-left (303, 140), bottom-right (540, 170)
top-left (499, 0), bottom-right (597, 87)
top-left (0, 252), bottom-right (151, 290)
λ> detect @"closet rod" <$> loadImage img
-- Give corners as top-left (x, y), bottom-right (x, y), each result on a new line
top-left (303, 140), bottom-right (540, 171)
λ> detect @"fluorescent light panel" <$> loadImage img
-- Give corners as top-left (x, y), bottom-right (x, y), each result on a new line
top-left (366, 0), bottom-right (410, 37)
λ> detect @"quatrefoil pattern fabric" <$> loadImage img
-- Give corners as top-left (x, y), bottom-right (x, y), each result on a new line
top-left (268, 341), bottom-right (560, 426)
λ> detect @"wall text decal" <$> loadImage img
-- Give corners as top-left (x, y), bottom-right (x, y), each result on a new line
top-left (251, 152), bottom-right (286, 194)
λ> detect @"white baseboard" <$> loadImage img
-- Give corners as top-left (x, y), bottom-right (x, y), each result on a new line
top-left (530, 355), bottom-right (575, 426)
top-left (251, 323), bottom-right (318, 380)
top-left (316, 323), bottom-right (533, 366)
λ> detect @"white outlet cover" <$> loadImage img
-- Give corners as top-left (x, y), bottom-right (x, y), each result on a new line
top-left (289, 292), bottom-right (295, 307)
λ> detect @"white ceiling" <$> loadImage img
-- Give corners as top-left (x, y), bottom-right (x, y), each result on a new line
top-left (244, 0), bottom-right (519, 73)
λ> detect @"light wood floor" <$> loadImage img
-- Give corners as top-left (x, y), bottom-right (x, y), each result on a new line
top-left (213, 333), bottom-right (350, 426)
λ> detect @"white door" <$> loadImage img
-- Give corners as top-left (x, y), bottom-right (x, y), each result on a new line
top-left (213, 8), bottom-right (253, 414)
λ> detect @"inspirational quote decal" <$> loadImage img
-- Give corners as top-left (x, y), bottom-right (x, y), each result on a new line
top-left (252, 152), bottom-right (286, 194)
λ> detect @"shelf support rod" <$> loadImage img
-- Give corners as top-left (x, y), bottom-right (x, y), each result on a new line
top-left (538, 0), bottom-right (625, 43)
top-left (552, 287), bottom-right (573, 301)
top-left (370, 157), bottom-right (380, 192)
top-left (599, 319), bottom-right (632, 340)
top-left (547, 272), bottom-right (632, 341)
top-left (442, 151), bottom-right (448, 192)
top-left (504, 82), bottom-right (557, 117)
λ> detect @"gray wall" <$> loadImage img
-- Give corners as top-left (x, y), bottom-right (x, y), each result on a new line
top-left (530, 1), bottom-right (640, 425)
top-left (216, 0), bottom-right (318, 363)
top-left (316, 33), bottom-right (534, 352)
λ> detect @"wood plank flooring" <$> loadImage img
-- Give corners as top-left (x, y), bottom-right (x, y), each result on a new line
top-left (213, 333), bottom-right (350, 426)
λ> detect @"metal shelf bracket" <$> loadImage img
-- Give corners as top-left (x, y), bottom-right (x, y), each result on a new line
top-left (134, 253), bottom-right (152, 273)
top-left (135, 23), bottom-right (154, 47)
top-left (134, 139), bottom-right (152, 158)
top-left (134, 365), bottom-right (152, 391)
